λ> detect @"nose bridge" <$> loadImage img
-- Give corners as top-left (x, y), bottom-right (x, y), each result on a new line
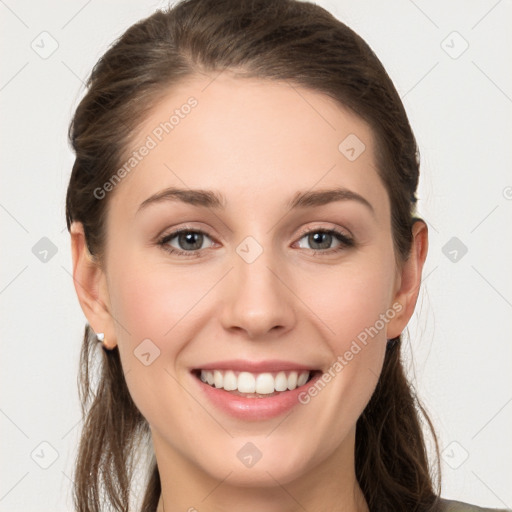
top-left (220, 234), bottom-right (296, 338)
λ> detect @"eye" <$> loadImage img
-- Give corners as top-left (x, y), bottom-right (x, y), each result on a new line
top-left (295, 228), bottom-right (354, 254)
top-left (157, 226), bottom-right (354, 258)
top-left (158, 228), bottom-right (215, 258)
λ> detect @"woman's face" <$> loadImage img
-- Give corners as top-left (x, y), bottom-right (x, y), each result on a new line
top-left (89, 73), bottom-right (414, 488)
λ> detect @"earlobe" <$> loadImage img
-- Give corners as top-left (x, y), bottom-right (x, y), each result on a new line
top-left (69, 222), bottom-right (117, 349)
top-left (386, 220), bottom-right (429, 340)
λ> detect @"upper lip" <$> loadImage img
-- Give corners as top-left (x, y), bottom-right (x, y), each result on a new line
top-left (192, 359), bottom-right (318, 373)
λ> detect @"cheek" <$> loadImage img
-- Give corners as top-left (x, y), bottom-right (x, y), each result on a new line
top-left (105, 252), bottom-right (229, 412)
top-left (296, 253), bottom-right (396, 422)
top-left (108, 255), bottom-right (209, 346)
top-left (301, 256), bottom-right (397, 349)
top-left (106, 263), bottom-right (200, 428)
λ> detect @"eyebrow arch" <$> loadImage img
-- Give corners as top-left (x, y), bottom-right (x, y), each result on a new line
top-left (136, 186), bottom-right (374, 215)
top-left (287, 187), bottom-right (374, 214)
top-left (137, 187), bottom-right (226, 214)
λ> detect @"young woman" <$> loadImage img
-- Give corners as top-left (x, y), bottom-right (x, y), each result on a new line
top-left (65, 0), bottom-right (510, 511)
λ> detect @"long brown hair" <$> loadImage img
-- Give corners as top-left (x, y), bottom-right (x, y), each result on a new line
top-left (65, 0), bottom-right (442, 510)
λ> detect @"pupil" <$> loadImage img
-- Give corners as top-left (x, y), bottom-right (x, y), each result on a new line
top-left (180, 232), bottom-right (202, 250)
top-left (310, 232), bottom-right (331, 250)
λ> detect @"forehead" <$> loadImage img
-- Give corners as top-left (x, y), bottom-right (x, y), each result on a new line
top-left (107, 72), bottom-right (388, 221)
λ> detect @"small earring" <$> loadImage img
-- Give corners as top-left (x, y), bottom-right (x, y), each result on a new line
top-left (96, 332), bottom-right (105, 345)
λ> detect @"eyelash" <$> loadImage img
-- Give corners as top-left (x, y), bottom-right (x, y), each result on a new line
top-left (157, 226), bottom-right (354, 258)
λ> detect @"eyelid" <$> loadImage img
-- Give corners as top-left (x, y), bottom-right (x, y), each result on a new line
top-left (294, 222), bottom-right (353, 241)
top-left (158, 225), bottom-right (218, 248)
top-left (157, 223), bottom-right (217, 242)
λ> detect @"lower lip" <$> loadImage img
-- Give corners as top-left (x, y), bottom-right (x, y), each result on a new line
top-left (192, 371), bottom-right (322, 421)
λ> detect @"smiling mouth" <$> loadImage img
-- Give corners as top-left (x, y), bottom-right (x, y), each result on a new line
top-left (191, 369), bottom-right (320, 398)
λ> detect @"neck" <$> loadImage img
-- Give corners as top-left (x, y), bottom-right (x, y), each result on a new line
top-left (153, 427), bottom-right (369, 512)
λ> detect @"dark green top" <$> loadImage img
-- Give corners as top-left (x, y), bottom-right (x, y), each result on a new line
top-left (439, 498), bottom-right (511, 512)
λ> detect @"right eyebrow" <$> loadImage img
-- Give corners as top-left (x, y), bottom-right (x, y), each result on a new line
top-left (136, 187), bottom-right (226, 215)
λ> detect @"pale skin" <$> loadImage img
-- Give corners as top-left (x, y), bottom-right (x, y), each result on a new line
top-left (70, 72), bottom-right (428, 512)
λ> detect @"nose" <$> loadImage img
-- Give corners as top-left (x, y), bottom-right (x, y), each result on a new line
top-left (219, 245), bottom-right (297, 340)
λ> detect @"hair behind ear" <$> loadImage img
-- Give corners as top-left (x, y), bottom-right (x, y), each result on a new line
top-left (141, 460), bottom-right (161, 512)
top-left (73, 324), bottom-right (151, 512)
top-left (355, 336), bottom-right (442, 512)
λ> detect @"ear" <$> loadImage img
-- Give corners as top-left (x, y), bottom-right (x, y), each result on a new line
top-left (386, 219), bottom-right (428, 339)
top-left (70, 221), bottom-right (117, 349)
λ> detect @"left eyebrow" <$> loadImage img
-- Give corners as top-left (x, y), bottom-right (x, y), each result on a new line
top-left (287, 187), bottom-right (375, 216)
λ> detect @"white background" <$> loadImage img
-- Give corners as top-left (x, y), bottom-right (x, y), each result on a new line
top-left (0, 0), bottom-right (511, 510)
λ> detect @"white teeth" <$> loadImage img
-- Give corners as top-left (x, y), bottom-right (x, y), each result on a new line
top-left (287, 371), bottom-right (298, 390)
top-left (238, 372), bottom-right (256, 393)
top-left (297, 371), bottom-right (308, 387)
top-left (199, 369), bottom-right (311, 394)
top-left (255, 373), bottom-right (275, 394)
top-left (275, 371), bottom-right (288, 391)
top-left (213, 370), bottom-right (223, 389)
top-left (223, 370), bottom-right (237, 391)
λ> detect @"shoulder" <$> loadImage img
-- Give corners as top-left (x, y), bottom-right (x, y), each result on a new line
top-left (438, 497), bottom-right (512, 512)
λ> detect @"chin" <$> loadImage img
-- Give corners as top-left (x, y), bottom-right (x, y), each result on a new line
top-left (197, 440), bottom-right (318, 488)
